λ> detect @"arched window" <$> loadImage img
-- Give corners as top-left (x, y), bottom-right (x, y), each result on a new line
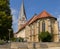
top-left (42, 21), bottom-right (45, 32)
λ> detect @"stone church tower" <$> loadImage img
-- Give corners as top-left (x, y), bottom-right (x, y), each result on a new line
top-left (18, 1), bottom-right (27, 30)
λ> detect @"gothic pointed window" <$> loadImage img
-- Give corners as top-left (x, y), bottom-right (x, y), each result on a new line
top-left (42, 21), bottom-right (45, 32)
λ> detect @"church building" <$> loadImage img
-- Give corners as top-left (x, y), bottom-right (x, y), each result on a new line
top-left (15, 1), bottom-right (59, 42)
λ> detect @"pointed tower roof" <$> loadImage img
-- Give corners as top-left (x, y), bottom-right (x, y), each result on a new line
top-left (19, 0), bottom-right (27, 20)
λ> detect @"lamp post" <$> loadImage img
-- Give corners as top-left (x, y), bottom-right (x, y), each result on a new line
top-left (8, 29), bottom-right (11, 49)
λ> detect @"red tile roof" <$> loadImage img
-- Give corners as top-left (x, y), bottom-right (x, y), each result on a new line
top-left (28, 15), bottom-right (37, 24)
top-left (28, 10), bottom-right (56, 25)
top-left (16, 10), bottom-right (57, 33)
top-left (37, 10), bottom-right (55, 18)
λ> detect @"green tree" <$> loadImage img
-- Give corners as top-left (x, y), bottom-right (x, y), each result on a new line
top-left (38, 31), bottom-right (52, 42)
top-left (0, 0), bottom-right (13, 40)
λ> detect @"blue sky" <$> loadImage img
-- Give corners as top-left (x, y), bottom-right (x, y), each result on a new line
top-left (10, 0), bottom-right (60, 33)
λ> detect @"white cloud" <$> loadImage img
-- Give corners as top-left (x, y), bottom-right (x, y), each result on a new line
top-left (11, 8), bottom-right (18, 21)
top-left (57, 15), bottom-right (60, 28)
top-left (11, 8), bottom-right (18, 32)
top-left (11, 8), bottom-right (16, 14)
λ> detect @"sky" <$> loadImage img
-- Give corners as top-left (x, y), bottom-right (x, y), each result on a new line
top-left (10, 0), bottom-right (60, 33)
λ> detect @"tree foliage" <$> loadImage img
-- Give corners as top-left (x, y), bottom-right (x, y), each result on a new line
top-left (0, 0), bottom-right (13, 40)
top-left (38, 31), bottom-right (52, 42)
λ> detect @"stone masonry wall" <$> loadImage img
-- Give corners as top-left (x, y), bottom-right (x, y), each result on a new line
top-left (0, 42), bottom-right (60, 49)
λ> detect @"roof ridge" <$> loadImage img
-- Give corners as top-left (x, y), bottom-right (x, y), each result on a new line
top-left (37, 10), bottom-right (55, 18)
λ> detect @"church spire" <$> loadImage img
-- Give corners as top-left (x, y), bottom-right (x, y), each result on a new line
top-left (18, 0), bottom-right (27, 30)
top-left (19, 0), bottom-right (27, 20)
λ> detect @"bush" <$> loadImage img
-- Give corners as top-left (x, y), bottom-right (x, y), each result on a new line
top-left (0, 40), bottom-right (5, 45)
top-left (11, 37), bottom-right (24, 42)
top-left (18, 37), bottom-right (24, 42)
top-left (38, 31), bottom-right (52, 42)
top-left (11, 38), bottom-right (17, 42)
